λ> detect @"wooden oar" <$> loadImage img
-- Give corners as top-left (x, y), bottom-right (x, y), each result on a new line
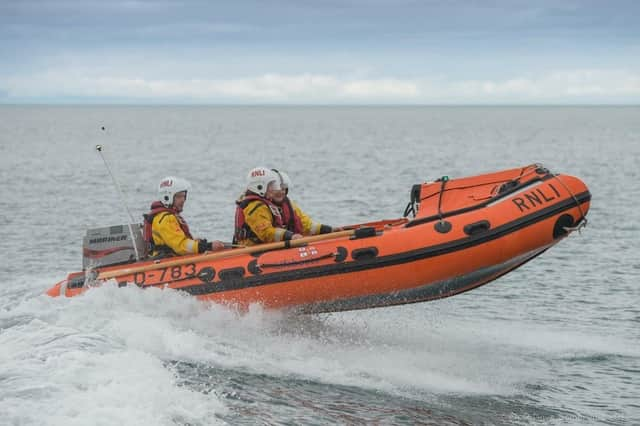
top-left (97, 229), bottom-right (356, 280)
top-left (342, 217), bottom-right (408, 231)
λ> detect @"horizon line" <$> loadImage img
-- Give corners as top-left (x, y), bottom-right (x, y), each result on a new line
top-left (1, 102), bottom-right (639, 107)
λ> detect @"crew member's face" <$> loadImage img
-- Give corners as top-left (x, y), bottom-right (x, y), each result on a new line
top-left (172, 191), bottom-right (187, 212)
top-left (266, 182), bottom-right (285, 203)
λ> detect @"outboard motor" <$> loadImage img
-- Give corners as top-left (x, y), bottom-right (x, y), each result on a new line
top-left (82, 224), bottom-right (146, 270)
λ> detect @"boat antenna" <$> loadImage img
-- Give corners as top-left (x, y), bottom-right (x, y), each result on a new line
top-left (95, 128), bottom-right (141, 262)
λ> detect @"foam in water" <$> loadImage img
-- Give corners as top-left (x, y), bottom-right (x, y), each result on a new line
top-left (0, 283), bottom-right (227, 426)
top-left (2, 280), bottom-right (526, 426)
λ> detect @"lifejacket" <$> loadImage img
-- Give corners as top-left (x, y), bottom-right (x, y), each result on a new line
top-left (143, 201), bottom-right (193, 255)
top-left (279, 197), bottom-right (303, 235)
top-left (233, 194), bottom-right (286, 244)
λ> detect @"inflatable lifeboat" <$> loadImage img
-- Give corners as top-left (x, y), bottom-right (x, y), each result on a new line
top-left (47, 164), bottom-right (591, 313)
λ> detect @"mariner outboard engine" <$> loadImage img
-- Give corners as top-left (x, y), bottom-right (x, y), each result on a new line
top-left (82, 224), bottom-right (146, 270)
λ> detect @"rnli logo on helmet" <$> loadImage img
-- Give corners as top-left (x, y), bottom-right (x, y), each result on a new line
top-left (160, 179), bottom-right (173, 188)
top-left (251, 169), bottom-right (265, 177)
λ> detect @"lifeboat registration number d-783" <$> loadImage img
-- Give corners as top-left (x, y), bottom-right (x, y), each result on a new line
top-left (133, 263), bottom-right (197, 285)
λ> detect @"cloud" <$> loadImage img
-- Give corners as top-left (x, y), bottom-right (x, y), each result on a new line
top-left (1, 72), bottom-right (421, 102)
top-left (342, 79), bottom-right (419, 97)
top-left (2, 69), bottom-right (639, 104)
top-left (446, 70), bottom-right (640, 100)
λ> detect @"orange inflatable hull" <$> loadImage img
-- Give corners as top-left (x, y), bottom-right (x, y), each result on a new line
top-left (47, 164), bottom-right (591, 313)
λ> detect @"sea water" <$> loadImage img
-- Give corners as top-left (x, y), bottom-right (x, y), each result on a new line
top-left (0, 106), bottom-right (638, 425)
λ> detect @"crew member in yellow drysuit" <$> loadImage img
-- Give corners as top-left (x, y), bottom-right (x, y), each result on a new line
top-left (144, 176), bottom-right (224, 257)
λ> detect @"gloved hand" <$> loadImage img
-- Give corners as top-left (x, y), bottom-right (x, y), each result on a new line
top-left (209, 240), bottom-right (225, 251)
top-left (199, 239), bottom-right (225, 253)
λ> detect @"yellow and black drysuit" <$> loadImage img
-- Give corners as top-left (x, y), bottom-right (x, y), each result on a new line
top-left (233, 194), bottom-right (333, 246)
top-left (143, 201), bottom-right (213, 258)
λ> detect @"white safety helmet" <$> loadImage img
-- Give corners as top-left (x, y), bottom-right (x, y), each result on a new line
top-left (246, 167), bottom-right (280, 197)
top-left (272, 169), bottom-right (292, 193)
top-left (158, 176), bottom-right (191, 207)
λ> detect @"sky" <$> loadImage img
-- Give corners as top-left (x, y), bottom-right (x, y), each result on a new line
top-left (1, 0), bottom-right (639, 104)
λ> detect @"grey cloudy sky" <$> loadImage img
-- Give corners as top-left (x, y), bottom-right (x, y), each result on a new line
top-left (1, 0), bottom-right (639, 104)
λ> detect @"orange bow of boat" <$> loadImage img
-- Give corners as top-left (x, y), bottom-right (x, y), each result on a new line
top-left (47, 164), bottom-right (591, 314)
